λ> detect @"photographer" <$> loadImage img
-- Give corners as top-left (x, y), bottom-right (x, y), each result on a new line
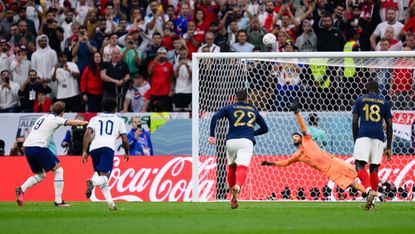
top-left (18, 69), bottom-right (51, 112)
top-left (10, 136), bottom-right (25, 156)
top-left (61, 113), bottom-right (87, 155)
top-left (71, 25), bottom-right (98, 76)
top-left (127, 116), bottom-right (153, 156)
top-left (120, 34), bottom-right (142, 75)
top-left (0, 70), bottom-right (20, 113)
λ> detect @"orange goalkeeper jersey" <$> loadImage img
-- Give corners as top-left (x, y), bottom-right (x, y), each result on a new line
top-left (289, 134), bottom-right (334, 173)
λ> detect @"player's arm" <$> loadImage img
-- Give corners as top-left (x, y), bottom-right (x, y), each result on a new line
top-left (82, 127), bottom-right (93, 164)
top-left (254, 113), bottom-right (268, 136)
top-left (290, 101), bottom-right (308, 135)
top-left (352, 113), bottom-right (359, 143)
top-left (261, 155), bottom-right (299, 167)
top-left (66, 119), bottom-right (89, 126)
top-left (120, 133), bottom-right (130, 162)
top-left (384, 117), bottom-right (393, 162)
top-left (208, 108), bottom-right (227, 145)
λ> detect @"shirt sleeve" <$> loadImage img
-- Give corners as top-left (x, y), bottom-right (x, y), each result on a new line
top-left (119, 119), bottom-right (127, 135)
top-left (56, 116), bottom-right (67, 126)
top-left (86, 117), bottom-right (95, 130)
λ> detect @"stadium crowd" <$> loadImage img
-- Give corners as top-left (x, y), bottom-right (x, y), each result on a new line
top-left (0, 0), bottom-right (413, 114)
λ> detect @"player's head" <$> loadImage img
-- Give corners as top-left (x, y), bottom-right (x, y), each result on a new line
top-left (365, 80), bottom-right (379, 94)
top-left (235, 89), bottom-right (248, 102)
top-left (292, 132), bottom-right (302, 147)
top-left (102, 98), bottom-right (117, 113)
top-left (308, 113), bottom-right (319, 126)
top-left (52, 101), bottom-right (66, 116)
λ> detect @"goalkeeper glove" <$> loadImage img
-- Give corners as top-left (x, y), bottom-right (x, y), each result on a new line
top-left (261, 160), bottom-right (274, 166)
top-left (289, 101), bottom-right (299, 114)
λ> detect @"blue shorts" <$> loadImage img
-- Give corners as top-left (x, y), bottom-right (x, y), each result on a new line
top-left (90, 147), bottom-right (114, 174)
top-left (25, 146), bottom-right (60, 173)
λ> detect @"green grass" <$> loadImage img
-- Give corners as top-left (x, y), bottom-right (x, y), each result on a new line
top-left (1, 202), bottom-right (415, 234)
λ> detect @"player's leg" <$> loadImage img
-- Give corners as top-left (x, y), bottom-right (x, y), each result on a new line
top-left (16, 147), bottom-right (46, 206)
top-left (225, 140), bottom-right (238, 209)
top-left (368, 139), bottom-right (384, 195)
top-left (353, 138), bottom-right (371, 192)
top-left (96, 147), bottom-right (116, 210)
top-left (39, 147), bottom-right (69, 207)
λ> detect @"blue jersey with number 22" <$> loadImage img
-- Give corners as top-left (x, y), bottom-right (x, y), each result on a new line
top-left (210, 102), bottom-right (268, 145)
top-left (352, 93), bottom-right (393, 142)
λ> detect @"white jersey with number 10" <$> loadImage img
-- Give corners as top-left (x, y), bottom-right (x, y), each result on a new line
top-left (87, 113), bottom-right (127, 151)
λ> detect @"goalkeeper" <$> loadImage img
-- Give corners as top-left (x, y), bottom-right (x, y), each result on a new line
top-left (262, 102), bottom-right (371, 209)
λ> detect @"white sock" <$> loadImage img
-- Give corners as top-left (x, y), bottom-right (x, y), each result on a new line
top-left (21, 173), bottom-right (46, 192)
top-left (54, 167), bottom-right (64, 204)
top-left (92, 175), bottom-right (108, 187)
top-left (100, 183), bottom-right (114, 207)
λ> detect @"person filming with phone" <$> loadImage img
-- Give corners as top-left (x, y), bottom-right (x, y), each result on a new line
top-left (0, 70), bottom-right (20, 113)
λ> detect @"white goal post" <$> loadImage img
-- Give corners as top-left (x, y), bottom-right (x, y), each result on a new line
top-left (192, 51), bottom-right (415, 202)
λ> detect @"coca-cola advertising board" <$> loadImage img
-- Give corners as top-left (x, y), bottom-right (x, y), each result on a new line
top-left (0, 156), bottom-right (414, 201)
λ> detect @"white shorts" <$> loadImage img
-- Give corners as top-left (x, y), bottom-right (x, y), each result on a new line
top-left (226, 139), bottom-right (254, 167)
top-left (353, 137), bottom-right (385, 165)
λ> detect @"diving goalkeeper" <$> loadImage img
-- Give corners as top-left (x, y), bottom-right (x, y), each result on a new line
top-left (261, 102), bottom-right (372, 209)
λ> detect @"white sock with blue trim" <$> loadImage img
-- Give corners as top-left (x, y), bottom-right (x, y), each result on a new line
top-left (54, 167), bottom-right (64, 204)
top-left (21, 173), bottom-right (46, 192)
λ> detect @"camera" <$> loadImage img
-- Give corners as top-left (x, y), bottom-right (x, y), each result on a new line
top-left (128, 41), bottom-right (134, 45)
top-left (79, 31), bottom-right (85, 36)
top-left (282, 0), bottom-right (289, 4)
top-left (4, 77), bottom-right (9, 83)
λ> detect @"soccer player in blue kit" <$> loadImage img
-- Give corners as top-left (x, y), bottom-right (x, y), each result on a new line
top-left (352, 80), bottom-right (393, 210)
top-left (16, 101), bottom-right (89, 207)
top-left (82, 98), bottom-right (130, 210)
top-left (208, 90), bottom-right (268, 209)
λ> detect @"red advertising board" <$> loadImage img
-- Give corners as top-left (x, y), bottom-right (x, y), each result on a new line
top-left (0, 156), bottom-right (414, 202)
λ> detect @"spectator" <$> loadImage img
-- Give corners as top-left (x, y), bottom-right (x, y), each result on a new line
top-left (100, 47), bottom-right (130, 111)
top-left (14, 20), bottom-right (36, 53)
top-left (123, 73), bottom-right (150, 112)
top-left (403, 32), bottom-right (415, 50)
top-left (144, 0), bottom-right (168, 37)
top-left (120, 33), bottom-right (142, 75)
top-left (376, 26), bottom-right (402, 51)
top-left (295, 20), bottom-right (317, 52)
top-left (60, 9), bottom-right (74, 52)
top-left (168, 35), bottom-right (185, 64)
top-left (308, 113), bottom-right (329, 148)
top-left (39, 10), bottom-right (62, 54)
top-left (0, 8), bottom-right (15, 39)
top-left (246, 17), bottom-right (269, 51)
top-left (147, 47), bottom-right (174, 112)
top-left (314, 15), bottom-right (346, 51)
top-left (61, 113), bottom-right (87, 155)
top-left (197, 31), bottom-right (221, 53)
top-left (103, 2), bottom-right (117, 34)
top-left (33, 89), bottom-right (52, 113)
top-left (346, 4), bottom-right (371, 51)
top-left (173, 2), bottom-right (192, 35)
top-left (75, 0), bottom-right (92, 25)
top-left (80, 52), bottom-right (103, 112)
top-left (194, 9), bottom-right (209, 36)
top-left (127, 116), bottom-right (153, 156)
top-left (370, 7), bottom-right (403, 50)
top-left (18, 69), bottom-right (51, 112)
top-left (143, 32), bottom-right (163, 72)
top-left (390, 49), bottom-right (415, 110)
top-left (31, 34), bottom-right (58, 98)
top-left (369, 38), bottom-right (392, 99)
top-left (115, 18), bottom-right (129, 38)
top-left (92, 17), bottom-right (108, 50)
top-left (51, 52), bottom-right (81, 112)
top-left (15, 7), bottom-right (37, 37)
top-left (196, 0), bottom-right (220, 26)
top-left (183, 20), bottom-right (204, 58)
top-left (331, 4), bottom-right (347, 31)
top-left (231, 29), bottom-right (255, 52)
top-left (0, 39), bottom-right (12, 72)
top-left (10, 45), bottom-right (31, 87)
top-left (173, 46), bottom-right (192, 112)
top-left (0, 139), bottom-right (4, 156)
top-left (71, 25), bottom-right (98, 76)
top-left (0, 69), bottom-right (20, 112)
top-left (102, 33), bottom-right (121, 62)
top-left (258, 0), bottom-right (278, 32)
top-left (9, 135), bottom-right (25, 156)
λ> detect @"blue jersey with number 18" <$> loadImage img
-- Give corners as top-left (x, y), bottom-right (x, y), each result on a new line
top-left (210, 102), bottom-right (268, 145)
top-left (87, 113), bottom-right (127, 151)
top-left (352, 93), bottom-right (393, 142)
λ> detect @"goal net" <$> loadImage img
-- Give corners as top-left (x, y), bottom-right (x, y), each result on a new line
top-left (191, 51), bottom-right (415, 202)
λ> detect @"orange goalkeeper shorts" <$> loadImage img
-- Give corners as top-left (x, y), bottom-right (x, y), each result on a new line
top-left (326, 158), bottom-right (357, 190)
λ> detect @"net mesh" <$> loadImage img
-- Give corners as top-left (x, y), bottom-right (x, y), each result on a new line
top-left (196, 54), bottom-right (415, 201)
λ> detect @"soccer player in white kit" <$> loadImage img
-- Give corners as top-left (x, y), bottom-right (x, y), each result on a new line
top-left (208, 90), bottom-right (268, 209)
top-left (16, 101), bottom-right (89, 206)
top-left (82, 98), bottom-right (129, 210)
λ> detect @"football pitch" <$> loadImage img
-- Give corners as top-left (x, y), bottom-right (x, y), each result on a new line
top-left (1, 202), bottom-right (414, 234)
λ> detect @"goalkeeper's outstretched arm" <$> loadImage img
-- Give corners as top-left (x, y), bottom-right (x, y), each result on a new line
top-left (290, 101), bottom-right (308, 136)
top-left (261, 156), bottom-right (299, 167)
